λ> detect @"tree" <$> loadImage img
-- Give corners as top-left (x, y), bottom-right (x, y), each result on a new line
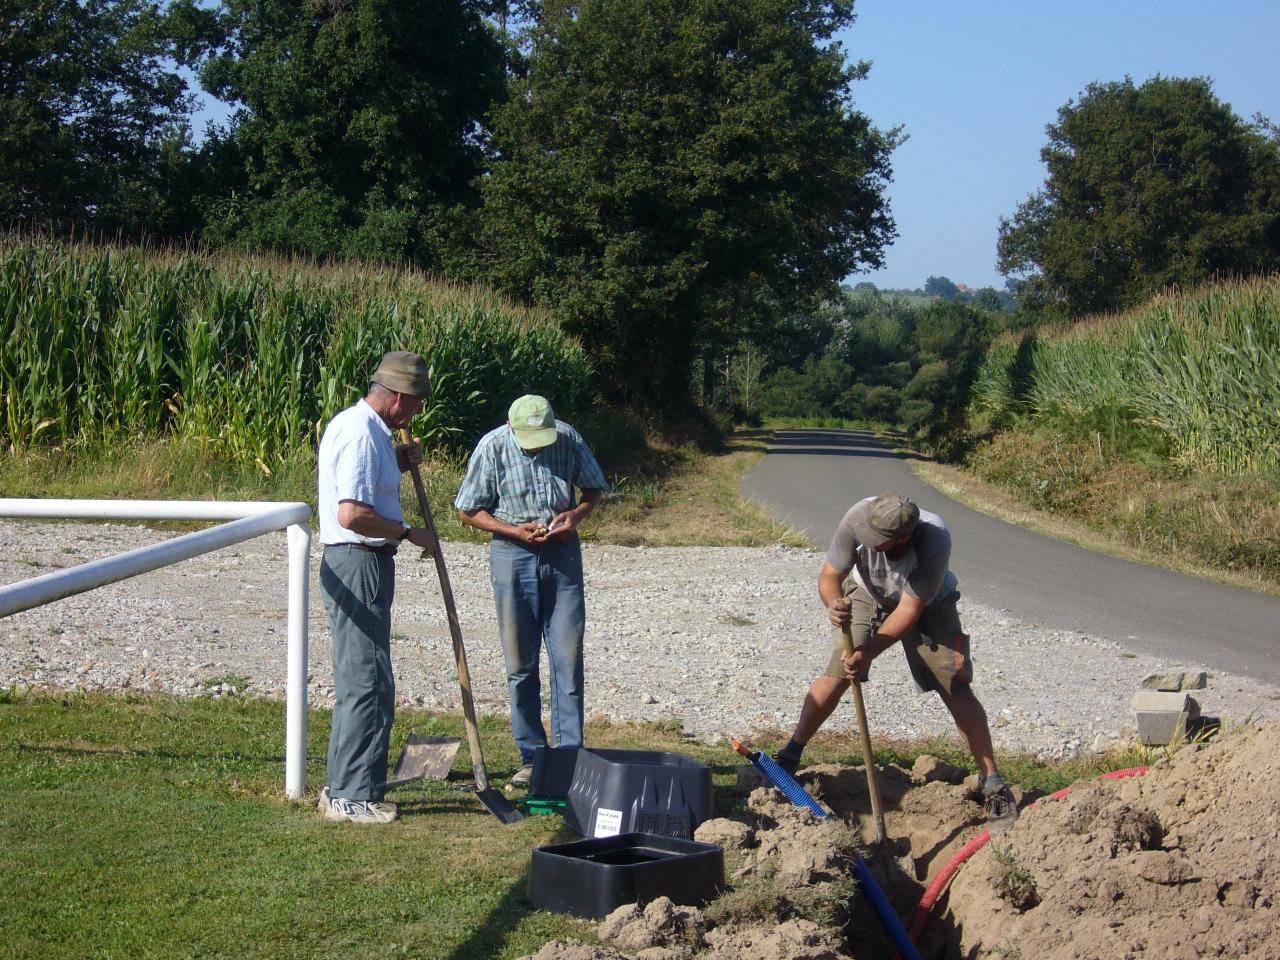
top-left (479, 0), bottom-right (897, 413)
top-left (896, 300), bottom-right (993, 440)
top-left (1, 0), bottom-right (196, 236)
top-left (924, 275), bottom-right (958, 299)
top-left (998, 76), bottom-right (1280, 316)
top-left (188, 0), bottom-right (507, 265)
top-left (724, 341), bottom-right (767, 417)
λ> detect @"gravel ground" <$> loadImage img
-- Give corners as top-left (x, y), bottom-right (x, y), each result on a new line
top-left (4, 519), bottom-right (1279, 760)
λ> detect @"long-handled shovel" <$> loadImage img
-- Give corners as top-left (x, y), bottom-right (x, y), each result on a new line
top-left (841, 625), bottom-right (887, 844)
top-left (401, 430), bottom-right (523, 824)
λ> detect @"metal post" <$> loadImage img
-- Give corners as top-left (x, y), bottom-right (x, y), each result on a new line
top-left (284, 523), bottom-right (312, 799)
top-left (0, 499), bottom-right (313, 800)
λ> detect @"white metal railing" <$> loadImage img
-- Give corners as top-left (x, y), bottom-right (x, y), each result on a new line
top-left (0, 499), bottom-right (313, 799)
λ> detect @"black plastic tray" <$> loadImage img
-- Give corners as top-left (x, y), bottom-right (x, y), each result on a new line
top-left (528, 833), bottom-right (724, 919)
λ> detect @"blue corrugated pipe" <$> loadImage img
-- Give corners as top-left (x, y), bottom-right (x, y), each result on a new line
top-left (733, 740), bottom-right (923, 960)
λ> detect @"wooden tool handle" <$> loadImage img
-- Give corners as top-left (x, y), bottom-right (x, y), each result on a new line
top-left (842, 625), bottom-right (887, 844)
top-left (400, 430), bottom-right (490, 791)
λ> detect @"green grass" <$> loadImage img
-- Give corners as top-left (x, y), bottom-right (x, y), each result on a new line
top-left (0, 689), bottom-right (1109, 960)
top-left (759, 416), bottom-right (890, 431)
top-left (0, 692), bottom-right (611, 960)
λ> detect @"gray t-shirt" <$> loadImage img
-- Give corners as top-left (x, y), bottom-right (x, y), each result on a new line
top-left (826, 497), bottom-right (958, 608)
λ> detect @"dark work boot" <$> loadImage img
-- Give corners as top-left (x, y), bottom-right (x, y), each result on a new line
top-left (771, 744), bottom-right (803, 775)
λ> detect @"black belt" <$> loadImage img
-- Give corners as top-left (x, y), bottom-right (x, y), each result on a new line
top-left (326, 542), bottom-right (398, 556)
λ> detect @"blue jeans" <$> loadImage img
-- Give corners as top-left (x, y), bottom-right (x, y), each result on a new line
top-left (490, 535), bottom-right (586, 763)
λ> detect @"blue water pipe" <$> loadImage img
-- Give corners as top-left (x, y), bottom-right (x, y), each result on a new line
top-left (734, 741), bottom-right (924, 960)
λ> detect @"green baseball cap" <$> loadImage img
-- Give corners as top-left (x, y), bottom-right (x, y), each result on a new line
top-left (507, 395), bottom-right (558, 449)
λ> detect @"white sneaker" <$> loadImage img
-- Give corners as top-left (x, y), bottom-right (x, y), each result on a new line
top-left (317, 786), bottom-right (330, 813)
top-left (322, 795), bottom-right (399, 824)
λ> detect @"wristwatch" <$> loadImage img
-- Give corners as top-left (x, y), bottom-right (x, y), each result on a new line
top-left (397, 525), bottom-right (411, 541)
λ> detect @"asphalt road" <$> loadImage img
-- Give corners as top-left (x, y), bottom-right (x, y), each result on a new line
top-left (742, 428), bottom-right (1280, 684)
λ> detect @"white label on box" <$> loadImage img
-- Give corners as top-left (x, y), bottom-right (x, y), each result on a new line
top-left (594, 808), bottom-right (623, 837)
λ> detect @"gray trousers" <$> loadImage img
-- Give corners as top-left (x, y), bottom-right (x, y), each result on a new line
top-left (320, 546), bottom-right (396, 801)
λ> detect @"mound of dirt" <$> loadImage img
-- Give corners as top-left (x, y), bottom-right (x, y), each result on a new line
top-left (522, 723), bottom-right (1280, 959)
top-left (946, 723), bottom-right (1280, 959)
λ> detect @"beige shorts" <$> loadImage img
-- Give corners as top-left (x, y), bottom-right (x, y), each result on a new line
top-left (823, 584), bottom-right (972, 695)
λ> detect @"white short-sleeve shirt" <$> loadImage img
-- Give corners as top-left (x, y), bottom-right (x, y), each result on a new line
top-left (317, 398), bottom-right (404, 546)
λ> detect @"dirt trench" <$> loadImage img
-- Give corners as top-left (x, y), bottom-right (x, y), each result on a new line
top-left (523, 722), bottom-right (1280, 960)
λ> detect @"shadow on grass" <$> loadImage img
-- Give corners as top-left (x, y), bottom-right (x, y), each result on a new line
top-left (396, 796), bottom-right (491, 818)
top-left (446, 872), bottom-right (532, 960)
top-left (445, 821), bottom-right (584, 960)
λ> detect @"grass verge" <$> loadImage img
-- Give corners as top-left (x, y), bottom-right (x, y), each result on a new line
top-left (910, 429), bottom-right (1280, 596)
top-left (584, 429), bottom-right (808, 547)
top-left (0, 428), bottom-right (805, 549)
top-left (759, 416), bottom-right (890, 432)
top-left (0, 689), bottom-right (1133, 960)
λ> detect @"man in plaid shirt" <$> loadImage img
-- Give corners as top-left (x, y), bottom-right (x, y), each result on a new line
top-left (455, 395), bottom-right (608, 785)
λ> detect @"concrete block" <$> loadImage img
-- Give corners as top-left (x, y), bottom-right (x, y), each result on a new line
top-left (1132, 690), bottom-right (1201, 745)
top-left (1141, 671), bottom-right (1208, 692)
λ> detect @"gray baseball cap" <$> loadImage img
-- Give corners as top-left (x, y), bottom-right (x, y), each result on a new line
top-left (852, 493), bottom-right (919, 548)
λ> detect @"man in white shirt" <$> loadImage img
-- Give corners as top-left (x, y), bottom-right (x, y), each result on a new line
top-left (316, 351), bottom-right (437, 824)
top-left (774, 493), bottom-right (1017, 832)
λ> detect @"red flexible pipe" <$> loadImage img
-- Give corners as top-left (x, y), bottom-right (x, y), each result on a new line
top-left (904, 766), bottom-right (1149, 945)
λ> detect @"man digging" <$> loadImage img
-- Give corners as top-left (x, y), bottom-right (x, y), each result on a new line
top-left (774, 492), bottom-right (1018, 832)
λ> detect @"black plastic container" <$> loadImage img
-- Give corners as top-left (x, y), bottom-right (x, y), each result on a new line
top-left (528, 833), bottom-right (724, 919)
top-left (530, 745), bottom-right (582, 798)
top-left (564, 748), bottom-right (713, 839)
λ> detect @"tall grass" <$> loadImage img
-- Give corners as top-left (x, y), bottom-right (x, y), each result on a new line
top-left (972, 276), bottom-right (1280, 474)
top-left (0, 238), bottom-right (595, 467)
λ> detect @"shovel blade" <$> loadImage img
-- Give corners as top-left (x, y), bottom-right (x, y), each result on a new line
top-left (386, 735), bottom-right (462, 789)
top-left (474, 787), bottom-right (525, 824)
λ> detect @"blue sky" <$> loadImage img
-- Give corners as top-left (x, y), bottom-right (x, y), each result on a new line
top-left (840, 0), bottom-right (1280, 292)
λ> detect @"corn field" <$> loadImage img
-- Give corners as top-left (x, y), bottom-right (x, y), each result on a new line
top-left (0, 239), bottom-right (595, 467)
top-left (972, 276), bottom-right (1280, 474)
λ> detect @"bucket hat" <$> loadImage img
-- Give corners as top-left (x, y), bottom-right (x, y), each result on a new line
top-left (371, 351), bottom-right (431, 398)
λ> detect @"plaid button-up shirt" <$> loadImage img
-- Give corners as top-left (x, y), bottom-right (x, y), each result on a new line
top-left (454, 421), bottom-right (608, 526)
